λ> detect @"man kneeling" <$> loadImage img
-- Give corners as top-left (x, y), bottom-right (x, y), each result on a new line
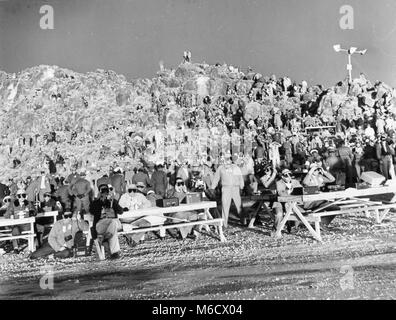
top-left (30, 211), bottom-right (89, 259)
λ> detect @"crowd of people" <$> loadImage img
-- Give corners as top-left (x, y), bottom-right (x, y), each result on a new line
top-left (2, 59), bottom-right (396, 259)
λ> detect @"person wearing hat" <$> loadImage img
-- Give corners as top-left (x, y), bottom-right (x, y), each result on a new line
top-left (146, 189), bottom-right (162, 207)
top-left (4, 189), bottom-right (36, 253)
top-left (90, 184), bottom-right (124, 260)
top-left (301, 164), bottom-right (338, 228)
top-left (30, 170), bottom-right (53, 202)
top-left (167, 177), bottom-right (188, 202)
top-left (272, 168), bottom-right (302, 235)
top-left (376, 133), bottom-right (395, 180)
top-left (150, 163), bottom-right (168, 197)
top-left (307, 149), bottom-right (321, 165)
top-left (30, 211), bottom-right (89, 260)
top-left (65, 167), bottom-right (80, 187)
top-left (323, 146), bottom-right (341, 182)
top-left (55, 179), bottom-right (73, 212)
top-left (176, 161), bottom-right (192, 190)
top-left (337, 139), bottom-right (355, 187)
top-left (36, 192), bottom-right (62, 246)
top-left (69, 171), bottom-right (92, 215)
top-left (119, 185), bottom-right (161, 246)
top-left (132, 167), bottom-right (151, 188)
top-left (135, 181), bottom-right (147, 194)
top-left (210, 154), bottom-right (244, 228)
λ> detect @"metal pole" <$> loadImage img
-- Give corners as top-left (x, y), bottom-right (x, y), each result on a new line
top-left (347, 53), bottom-right (352, 95)
top-left (348, 54), bottom-right (352, 83)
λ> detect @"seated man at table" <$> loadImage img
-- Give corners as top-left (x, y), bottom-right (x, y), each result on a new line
top-left (119, 184), bottom-right (152, 211)
top-left (90, 184), bottom-right (124, 259)
top-left (166, 177), bottom-right (188, 202)
top-left (272, 169), bottom-right (302, 236)
top-left (30, 211), bottom-right (89, 260)
top-left (119, 184), bottom-right (165, 246)
top-left (4, 189), bottom-right (36, 253)
top-left (301, 163), bottom-right (339, 228)
top-left (166, 178), bottom-right (205, 240)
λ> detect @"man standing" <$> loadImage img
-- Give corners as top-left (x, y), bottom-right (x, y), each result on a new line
top-left (109, 168), bottom-right (126, 200)
top-left (90, 184), bottom-right (124, 259)
top-left (65, 167), bottom-right (80, 186)
top-left (337, 140), bottom-right (354, 187)
top-left (150, 163), bottom-right (168, 197)
top-left (34, 170), bottom-right (53, 202)
top-left (70, 171), bottom-right (92, 215)
top-left (376, 134), bottom-right (395, 180)
top-left (55, 180), bottom-right (72, 212)
top-left (211, 155), bottom-right (244, 228)
top-left (132, 167), bottom-right (151, 188)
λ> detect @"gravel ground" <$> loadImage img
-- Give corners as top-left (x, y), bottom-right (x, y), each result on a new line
top-left (0, 209), bottom-right (395, 300)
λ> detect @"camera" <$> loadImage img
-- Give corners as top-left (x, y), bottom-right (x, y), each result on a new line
top-left (103, 199), bottom-right (111, 209)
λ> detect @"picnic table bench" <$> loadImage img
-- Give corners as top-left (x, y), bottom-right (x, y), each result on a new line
top-left (242, 192), bottom-right (277, 228)
top-left (276, 186), bottom-right (396, 242)
top-left (0, 217), bottom-right (36, 252)
top-left (119, 201), bottom-right (226, 242)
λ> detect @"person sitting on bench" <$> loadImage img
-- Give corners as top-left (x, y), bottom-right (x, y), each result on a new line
top-left (30, 211), bottom-right (89, 260)
top-left (35, 192), bottom-right (60, 246)
top-left (119, 184), bottom-right (156, 247)
top-left (90, 184), bottom-right (124, 260)
top-left (272, 169), bottom-right (302, 236)
top-left (301, 163), bottom-right (338, 229)
top-left (4, 189), bottom-right (36, 253)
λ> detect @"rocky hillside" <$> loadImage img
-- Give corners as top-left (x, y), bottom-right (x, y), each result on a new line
top-left (1, 60), bottom-right (395, 181)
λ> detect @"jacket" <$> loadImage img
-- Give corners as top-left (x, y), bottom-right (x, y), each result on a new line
top-left (48, 218), bottom-right (89, 252)
top-left (109, 173), bottom-right (126, 195)
top-left (132, 172), bottom-right (151, 187)
top-left (90, 197), bottom-right (124, 229)
top-left (150, 170), bottom-right (168, 196)
top-left (211, 164), bottom-right (244, 189)
top-left (70, 178), bottom-right (92, 198)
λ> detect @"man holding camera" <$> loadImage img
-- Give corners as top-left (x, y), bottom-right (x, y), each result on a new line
top-left (376, 134), bottom-right (395, 180)
top-left (30, 211), bottom-right (89, 259)
top-left (302, 163), bottom-right (337, 228)
top-left (90, 184), bottom-right (124, 260)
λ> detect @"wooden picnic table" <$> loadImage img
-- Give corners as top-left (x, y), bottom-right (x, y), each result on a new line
top-left (119, 201), bottom-right (226, 242)
top-left (242, 191), bottom-right (277, 228)
top-left (276, 185), bottom-right (396, 242)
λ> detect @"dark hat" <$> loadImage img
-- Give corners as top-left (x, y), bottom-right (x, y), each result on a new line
top-left (98, 184), bottom-right (109, 192)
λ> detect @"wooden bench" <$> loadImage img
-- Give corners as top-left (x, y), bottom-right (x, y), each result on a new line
top-left (311, 203), bottom-right (396, 223)
top-left (277, 187), bottom-right (396, 242)
top-left (119, 201), bottom-right (226, 242)
top-left (119, 218), bottom-right (225, 241)
top-left (0, 217), bottom-right (36, 252)
top-left (83, 201), bottom-right (225, 260)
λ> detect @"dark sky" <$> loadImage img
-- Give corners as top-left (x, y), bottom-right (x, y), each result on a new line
top-left (1, 0), bottom-right (396, 86)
